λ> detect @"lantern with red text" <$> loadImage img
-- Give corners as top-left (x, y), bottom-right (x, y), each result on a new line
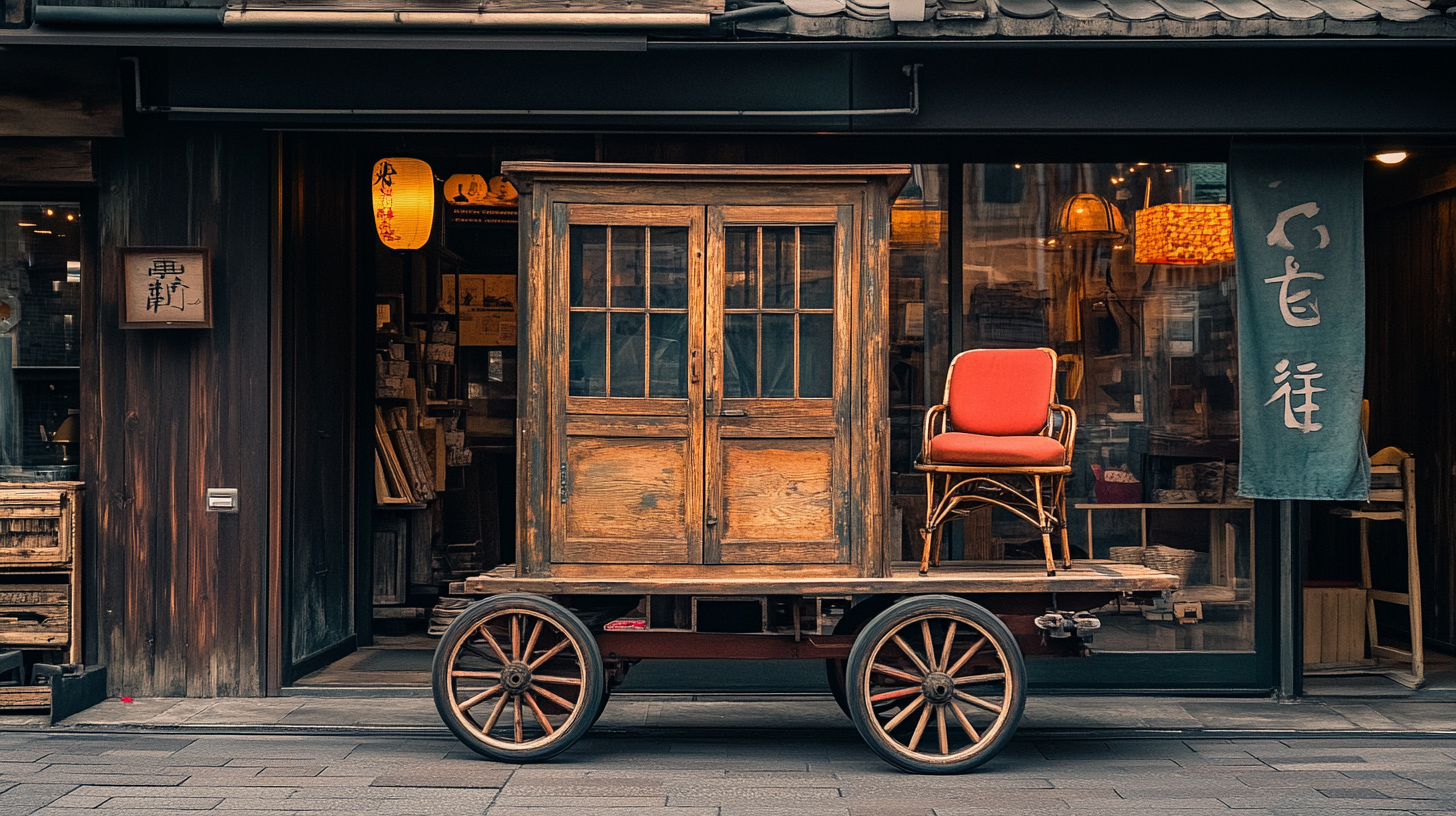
top-left (372, 158), bottom-right (434, 250)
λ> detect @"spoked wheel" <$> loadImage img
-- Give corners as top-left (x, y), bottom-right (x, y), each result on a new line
top-left (433, 593), bottom-right (605, 762)
top-left (846, 595), bottom-right (1026, 774)
top-left (826, 595), bottom-right (897, 720)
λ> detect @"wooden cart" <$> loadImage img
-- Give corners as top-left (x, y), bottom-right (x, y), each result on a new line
top-left (432, 163), bottom-right (1177, 774)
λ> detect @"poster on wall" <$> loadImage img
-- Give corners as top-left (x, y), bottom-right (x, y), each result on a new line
top-left (439, 274), bottom-right (457, 315)
top-left (119, 247), bottom-right (212, 329)
top-left (1231, 142), bottom-right (1368, 501)
top-left (458, 274), bottom-right (516, 346)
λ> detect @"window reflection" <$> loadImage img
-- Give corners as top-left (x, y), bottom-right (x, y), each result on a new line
top-left (0, 203), bottom-right (83, 481)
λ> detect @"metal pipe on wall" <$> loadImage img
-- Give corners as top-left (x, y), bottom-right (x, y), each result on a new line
top-left (221, 10), bottom-right (712, 27)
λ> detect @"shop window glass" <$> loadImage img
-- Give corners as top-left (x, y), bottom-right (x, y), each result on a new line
top-left (0, 202), bottom-right (83, 481)
top-left (886, 166), bottom-right (951, 561)
top-left (959, 163), bottom-right (1253, 653)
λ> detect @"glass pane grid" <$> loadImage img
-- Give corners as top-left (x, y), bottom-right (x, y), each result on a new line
top-left (569, 224), bottom-right (689, 399)
top-left (721, 225), bottom-right (834, 400)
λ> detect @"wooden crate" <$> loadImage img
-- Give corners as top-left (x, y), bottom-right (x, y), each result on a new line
top-left (1303, 585), bottom-right (1366, 665)
top-left (0, 488), bottom-right (75, 568)
top-left (0, 686), bottom-right (50, 710)
top-left (0, 584), bottom-right (68, 647)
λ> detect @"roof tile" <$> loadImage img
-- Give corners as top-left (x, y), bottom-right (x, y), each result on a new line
top-left (1154, 0), bottom-right (1220, 19)
top-left (1206, 0), bottom-right (1271, 19)
top-left (1103, 0), bottom-right (1166, 19)
top-left (1050, 0), bottom-right (1114, 18)
top-left (1351, 0), bottom-right (1437, 20)
top-left (741, 0), bottom-right (1455, 34)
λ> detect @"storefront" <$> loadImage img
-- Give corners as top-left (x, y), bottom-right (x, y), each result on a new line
top-left (1, 10), bottom-right (1454, 700)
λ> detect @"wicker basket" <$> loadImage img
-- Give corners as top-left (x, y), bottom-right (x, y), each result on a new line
top-left (1108, 546), bottom-right (1145, 565)
top-left (1144, 544), bottom-right (1199, 585)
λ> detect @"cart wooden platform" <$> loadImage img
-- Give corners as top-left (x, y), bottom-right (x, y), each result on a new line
top-left (429, 163), bottom-right (1179, 774)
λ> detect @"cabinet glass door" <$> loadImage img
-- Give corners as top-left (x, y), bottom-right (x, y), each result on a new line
top-left (554, 205), bottom-right (705, 564)
top-left (704, 206), bottom-right (854, 565)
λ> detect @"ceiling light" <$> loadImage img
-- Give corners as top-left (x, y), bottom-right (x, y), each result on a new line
top-left (1374, 151), bottom-right (1408, 165)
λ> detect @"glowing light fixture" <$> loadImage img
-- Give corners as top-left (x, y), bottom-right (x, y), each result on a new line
top-left (371, 158), bottom-right (434, 250)
top-left (1057, 193), bottom-right (1126, 241)
top-left (1374, 151), bottom-right (1409, 165)
top-left (1134, 203), bottom-right (1235, 265)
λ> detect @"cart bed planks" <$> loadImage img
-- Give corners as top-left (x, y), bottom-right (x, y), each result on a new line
top-left (462, 560), bottom-right (1177, 596)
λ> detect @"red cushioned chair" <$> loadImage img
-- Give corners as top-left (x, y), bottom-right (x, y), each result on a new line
top-left (915, 347), bottom-right (1076, 576)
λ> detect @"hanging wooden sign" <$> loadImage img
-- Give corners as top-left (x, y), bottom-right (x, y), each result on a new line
top-left (118, 246), bottom-right (212, 329)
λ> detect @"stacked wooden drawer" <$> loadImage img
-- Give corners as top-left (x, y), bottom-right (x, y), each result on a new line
top-left (0, 483), bottom-right (81, 709)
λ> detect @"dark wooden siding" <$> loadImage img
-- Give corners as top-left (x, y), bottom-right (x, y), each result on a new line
top-left (88, 120), bottom-right (271, 696)
top-left (1366, 183), bottom-right (1456, 651)
top-left (278, 134), bottom-right (359, 680)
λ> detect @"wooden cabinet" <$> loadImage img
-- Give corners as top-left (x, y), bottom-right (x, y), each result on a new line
top-left (0, 482), bottom-right (82, 707)
top-left (504, 164), bottom-right (909, 580)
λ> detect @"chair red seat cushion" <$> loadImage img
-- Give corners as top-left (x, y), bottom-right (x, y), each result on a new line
top-left (927, 432), bottom-right (1067, 467)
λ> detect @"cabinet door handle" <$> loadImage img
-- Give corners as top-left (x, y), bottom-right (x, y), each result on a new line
top-left (720, 409), bottom-right (749, 418)
top-left (705, 349), bottom-right (715, 405)
top-left (690, 350), bottom-right (701, 384)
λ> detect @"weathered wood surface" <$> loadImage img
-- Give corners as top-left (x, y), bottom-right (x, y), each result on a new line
top-left (717, 440), bottom-right (835, 549)
top-left (0, 487), bottom-right (73, 567)
top-left (0, 51), bottom-right (122, 138)
top-left (463, 560), bottom-right (1179, 595)
top-left (0, 686), bottom-right (50, 710)
top-left (505, 164), bottom-right (912, 194)
top-left (0, 139), bottom-right (92, 184)
top-left (91, 122), bottom-right (270, 697)
top-left (0, 585), bottom-right (68, 646)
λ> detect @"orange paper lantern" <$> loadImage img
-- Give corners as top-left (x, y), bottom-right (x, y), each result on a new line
top-left (1134, 203), bottom-right (1234, 265)
top-left (372, 158), bottom-right (434, 250)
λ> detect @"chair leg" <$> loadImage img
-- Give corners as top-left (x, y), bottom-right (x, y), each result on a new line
top-left (919, 527), bottom-right (935, 576)
top-left (1041, 532), bottom-right (1057, 577)
top-left (920, 472), bottom-right (937, 576)
top-left (930, 523), bottom-right (944, 568)
top-left (1055, 475), bottom-right (1072, 569)
top-left (1032, 474), bottom-right (1056, 576)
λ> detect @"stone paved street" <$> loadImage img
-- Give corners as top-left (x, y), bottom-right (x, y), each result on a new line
top-left (0, 727), bottom-right (1452, 815)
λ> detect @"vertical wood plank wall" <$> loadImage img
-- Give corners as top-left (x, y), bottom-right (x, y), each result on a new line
top-left (1366, 187), bottom-right (1456, 651)
top-left (278, 135), bottom-right (358, 681)
top-left (88, 120), bottom-right (271, 696)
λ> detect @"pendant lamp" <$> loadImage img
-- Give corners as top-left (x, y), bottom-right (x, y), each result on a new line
top-left (1134, 203), bottom-right (1234, 265)
top-left (1057, 193), bottom-right (1127, 242)
top-left (372, 158), bottom-right (434, 250)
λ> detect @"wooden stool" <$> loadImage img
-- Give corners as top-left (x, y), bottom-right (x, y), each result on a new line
top-left (1326, 448), bottom-right (1424, 688)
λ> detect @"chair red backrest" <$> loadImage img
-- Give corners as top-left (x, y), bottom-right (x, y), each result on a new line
top-left (944, 348), bottom-right (1056, 437)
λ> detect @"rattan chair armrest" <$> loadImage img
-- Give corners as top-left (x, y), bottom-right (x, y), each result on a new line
top-left (1049, 404), bottom-right (1077, 464)
top-left (920, 404), bottom-right (949, 463)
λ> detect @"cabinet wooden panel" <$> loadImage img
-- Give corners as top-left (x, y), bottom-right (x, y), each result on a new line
top-left (560, 437), bottom-right (692, 563)
top-left (717, 439), bottom-right (838, 564)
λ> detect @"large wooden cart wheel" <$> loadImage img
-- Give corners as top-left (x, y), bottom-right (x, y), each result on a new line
top-left (826, 595), bottom-right (897, 720)
top-left (846, 595), bottom-right (1026, 774)
top-left (433, 593), bottom-right (605, 762)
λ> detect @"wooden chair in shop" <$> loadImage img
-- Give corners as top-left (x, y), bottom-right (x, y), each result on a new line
top-left (915, 347), bottom-right (1076, 576)
top-left (1326, 437), bottom-right (1425, 688)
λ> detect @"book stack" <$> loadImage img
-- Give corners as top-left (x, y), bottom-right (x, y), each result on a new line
top-left (374, 406), bottom-right (437, 505)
